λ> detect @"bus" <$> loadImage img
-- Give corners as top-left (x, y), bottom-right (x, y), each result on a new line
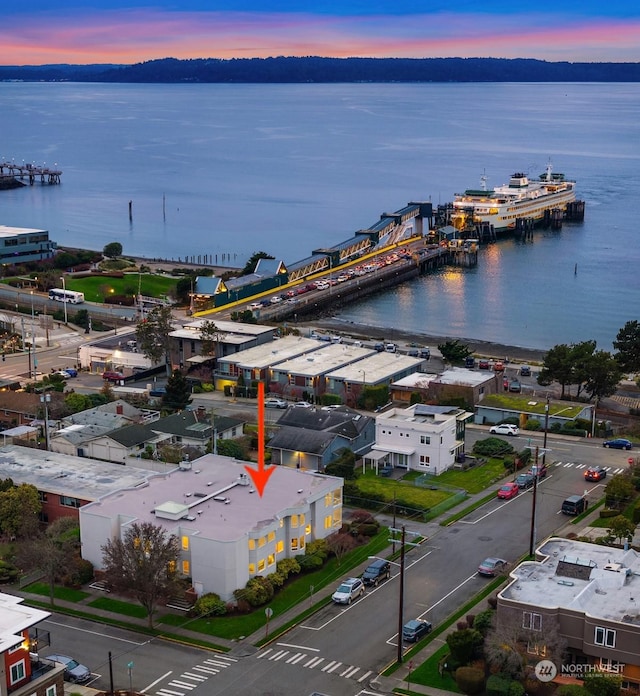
top-left (48, 288), bottom-right (85, 304)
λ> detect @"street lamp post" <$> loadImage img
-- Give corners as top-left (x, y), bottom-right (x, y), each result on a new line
top-left (29, 291), bottom-right (36, 378)
top-left (60, 276), bottom-right (68, 325)
top-left (40, 394), bottom-right (51, 451)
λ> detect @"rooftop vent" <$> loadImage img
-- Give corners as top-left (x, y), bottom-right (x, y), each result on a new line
top-left (604, 563), bottom-right (623, 572)
top-left (193, 492), bottom-right (207, 498)
top-left (238, 472), bottom-right (250, 486)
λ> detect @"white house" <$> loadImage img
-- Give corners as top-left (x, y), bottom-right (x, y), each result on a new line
top-left (371, 403), bottom-right (473, 475)
top-left (79, 453), bottom-right (343, 601)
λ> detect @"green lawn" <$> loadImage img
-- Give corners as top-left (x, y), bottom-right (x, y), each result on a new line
top-left (159, 528), bottom-right (391, 640)
top-left (433, 458), bottom-right (509, 494)
top-left (355, 473), bottom-right (452, 508)
top-left (23, 582), bottom-right (90, 603)
top-left (65, 274), bottom-right (178, 303)
top-left (88, 596), bottom-right (149, 619)
top-left (408, 643), bottom-right (459, 692)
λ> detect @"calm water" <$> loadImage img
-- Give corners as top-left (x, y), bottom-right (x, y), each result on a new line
top-left (1, 82), bottom-right (639, 350)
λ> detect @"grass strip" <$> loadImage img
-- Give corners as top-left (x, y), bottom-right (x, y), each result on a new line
top-left (571, 496), bottom-right (605, 524)
top-left (88, 597), bottom-right (149, 619)
top-left (439, 491), bottom-right (496, 526)
top-left (23, 583), bottom-right (90, 602)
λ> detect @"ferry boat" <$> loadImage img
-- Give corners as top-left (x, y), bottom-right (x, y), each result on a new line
top-left (451, 163), bottom-right (576, 232)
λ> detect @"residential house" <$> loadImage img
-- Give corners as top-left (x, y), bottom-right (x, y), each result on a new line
top-left (0, 392), bottom-right (64, 432)
top-left (475, 394), bottom-right (593, 429)
top-left (79, 453), bottom-right (344, 601)
top-left (0, 591), bottom-right (63, 696)
top-left (370, 403), bottom-right (473, 475)
top-left (267, 407), bottom-right (375, 471)
top-left (498, 537), bottom-right (640, 688)
top-left (390, 368), bottom-right (498, 408)
top-left (0, 444), bottom-right (159, 523)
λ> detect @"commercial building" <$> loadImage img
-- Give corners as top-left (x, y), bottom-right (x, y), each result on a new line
top-left (80, 453), bottom-right (343, 601)
top-left (0, 226), bottom-right (56, 266)
top-left (498, 537), bottom-right (640, 688)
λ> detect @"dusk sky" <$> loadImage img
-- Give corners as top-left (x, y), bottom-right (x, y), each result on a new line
top-left (1, 1), bottom-right (639, 66)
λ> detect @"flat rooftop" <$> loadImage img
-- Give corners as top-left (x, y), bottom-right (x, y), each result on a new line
top-left (0, 225), bottom-right (47, 238)
top-left (0, 592), bottom-right (50, 653)
top-left (272, 343), bottom-right (375, 377)
top-left (392, 367), bottom-right (494, 389)
top-left (0, 445), bottom-right (160, 500)
top-left (217, 335), bottom-right (323, 370)
top-left (327, 351), bottom-right (425, 384)
top-left (82, 453), bottom-right (342, 542)
top-left (181, 319), bottom-right (275, 337)
top-left (500, 537), bottom-right (640, 625)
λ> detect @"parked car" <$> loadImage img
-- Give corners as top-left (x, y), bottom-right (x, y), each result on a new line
top-left (249, 302), bottom-right (262, 310)
top-left (489, 424), bottom-right (519, 436)
top-left (529, 464), bottom-right (548, 479)
top-left (515, 472), bottom-right (535, 489)
top-left (46, 654), bottom-right (91, 683)
top-left (102, 370), bottom-right (124, 382)
top-left (385, 343), bottom-right (397, 353)
top-left (562, 494), bottom-right (588, 515)
top-left (509, 379), bottom-right (522, 393)
top-left (331, 577), bottom-right (365, 605)
top-left (362, 558), bottom-right (391, 586)
top-left (493, 361), bottom-right (505, 372)
top-left (478, 359), bottom-right (490, 369)
top-left (374, 343), bottom-right (385, 352)
top-left (465, 356), bottom-right (475, 368)
top-left (64, 368), bottom-right (78, 378)
top-left (419, 348), bottom-right (431, 360)
top-left (603, 438), bottom-right (632, 450)
top-left (519, 365), bottom-right (531, 376)
top-left (477, 558), bottom-right (508, 577)
top-left (293, 401), bottom-right (313, 409)
top-left (149, 386), bottom-right (166, 398)
top-left (51, 370), bottom-right (69, 379)
top-left (402, 619), bottom-right (433, 643)
top-left (497, 482), bottom-right (519, 500)
top-left (584, 466), bottom-right (607, 482)
top-left (265, 397), bottom-right (287, 409)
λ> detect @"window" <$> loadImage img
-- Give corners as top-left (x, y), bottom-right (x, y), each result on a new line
top-left (595, 626), bottom-right (616, 647)
top-left (181, 536), bottom-right (189, 551)
top-left (182, 560), bottom-right (190, 575)
top-left (523, 612), bottom-right (542, 631)
top-left (419, 455), bottom-right (430, 465)
top-left (324, 515), bottom-right (332, 529)
top-left (420, 435), bottom-right (430, 444)
top-left (168, 560), bottom-right (176, 573)
top-left (600, 658), bottom-right (624, 673)
top-left (248, 539), bottom-right (256, 550)
top-left (325, 493), bottom-right (332, 507)
top-left (526, 641), bottom-right (548, 656)
top-left (10, 661), bottom-right (25, 684)
top-left (59, 495), bottom-right (81, 508)
top-left (276, 540), bottom-right (284, 554)
top-left (258, 559), bottom-right (265, 572)
top-left (38, 491), bottom-right (48, 503)
top-left (299, 513), bottom-right (305, 526)
top-left (299, 536), bottom-right (305, 549)
top-left (268, 554), bottom-right (275, 566)
top-left (258, 536), bottom-right (266, 547)
top-left (267, 531), bottom-right (275, 542)
top-left (46, 685), bottom-right (58, 696)
top-left (333, 489), bottom-right (342, 505)
top-left (291, 515), bottom-right (299, 528)
top-left (291, 538), bottom-right (299, 551)
top-left (332, 508), bottom-right (342, 527)
top-left (248, 563), bottom-right (255, 574)
top-left (305, 524), bottom-right (312, 535)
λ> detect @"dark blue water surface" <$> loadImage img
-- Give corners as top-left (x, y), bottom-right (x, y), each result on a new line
top-left (1, 82), bottom-right (639, 350)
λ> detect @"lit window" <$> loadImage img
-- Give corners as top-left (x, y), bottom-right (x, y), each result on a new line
top-left (333, 489), bottom-right (342, 505)
top-left (248, 563), bottom-right (255, 574)
top-left (258, 559), bottom-right (265, 572)
top-left (291, 538), bottom-right (299, 551)
top-left (258, 536), bottom-right (266, 547)
top-left (299, 513), bottom-right (305, 526)
top-left (10, 661), bottom-right (25, 685)
top-left (324, 515), bottom-right (332, 529)
top-left (299, 536), bottom-right (305, 549)
top-left (276, 540), bottom-right (284, 553)
top-left (279, 518), bottom-right (284, 528)
top-left (182, 560), bottom-right (190, 575)
top-left (305, 524), bottom-right (312, 535)
top-left (325, 493), bottom-right (332, 507)
top-left (291, 515), bottom-right (299, 528)
top-left (268, 554), bottom-right (275, 566)
top-left (268, 531), bottom-right (275, 542)
top-left (333, 509), bottom-right (342, 526)
top-left (181, 536), bottom-right (189, 551)
top-left (248, 539), bottom-right (256, 550)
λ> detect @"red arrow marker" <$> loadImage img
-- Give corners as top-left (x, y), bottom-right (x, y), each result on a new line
top-left (245, 381), bottom-right (275, 497)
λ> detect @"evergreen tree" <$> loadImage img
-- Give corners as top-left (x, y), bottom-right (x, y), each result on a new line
top-left (161, 370), bottom-right (192, 411)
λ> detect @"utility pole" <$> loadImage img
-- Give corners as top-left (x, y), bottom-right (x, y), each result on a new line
top-left (542, 394), bottom-right (550, 467)
top-left (389, 526), bottom-right (421, 664)
top-left (529, 446), bottom-right (539, 557)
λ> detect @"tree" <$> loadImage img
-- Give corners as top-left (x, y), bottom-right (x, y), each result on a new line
top-left (136, 305), bottom-right (175, 375)
top-left (437, 340), bottom-right (472, 365)
top-left (65, 392), bottom-right (94, 413)
top-left (199, 320), bottom-right (221, 359)
top-left (161, 370), bottom-right (192, 411)
top-left (325, 531), bottom-right (357, 565)
top-left (607, 515), bottom-right (636, 544)
top-left (446, 627), bottom-right (484, 666)
top-left (240, 251), bottom-right (275, 276)
top-left (0, 483), bottom-right (40, 539)
top-left (215, 438), bottom-right (250, 460)
top-left (103, 242), bottom-right (123, 258)
top-left (17, 517), bottom-right (80, 607)
top-left (538, 343), bottom-right (576, 398)
top-left (604, 474), bottom-right (635, 510)
top-left (584, 350), bottom-right (622, 401)
top-left (101, 521), bottom-right (181, 628)
top-left (613, 320), bottom-right (640, 373)
top-left (325, 448), bottom-right (356, 479)
top-left (583, 672), bottom-right (622, 696)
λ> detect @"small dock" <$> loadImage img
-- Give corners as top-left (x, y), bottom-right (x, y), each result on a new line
top-left (0, 160), bottom-right (62, 185)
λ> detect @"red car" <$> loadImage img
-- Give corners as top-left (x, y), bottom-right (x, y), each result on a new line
top-left (497, 482), bottom-right (519, 500)
top-left (584, 467), bottom-right (607, 482)
top-left (102, 370), bottom-right (124, 382)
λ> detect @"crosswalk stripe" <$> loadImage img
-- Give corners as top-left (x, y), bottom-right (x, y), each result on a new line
top-left (563, 462), bottom-right (573, 467)
top-left (343, 666), bottom-right (360, 679)
top-left (575, 464), bottom-right (586, 469)
top-left (182, 673), bottom-right (207, 682)
top-left (322, 660), bottom-right (338, 672)
top-left (328, 662), bottom-right (342, 673)
top-left (306, 656), bottom-right (324, 668)
top-left (286, 652), bottom-right (303, 664)
top-left (169, 681), bottom-right (196, 690)
top-left (290, 653), bottom-right (307, 664)
top-left (358, 670), bottom-right (373, 682)
top-left (270, 650), bottom-right (289, 661)
top-left (192, 666), bottom-right (218, 674)
top-left (615, 468), bottom-right (625, 474)
top-left (604, 466), bottom-right (612, 471)
top-left (156, 690), bottom-right (183, 696)
top-left (257, 649), bottom-right (272, 659)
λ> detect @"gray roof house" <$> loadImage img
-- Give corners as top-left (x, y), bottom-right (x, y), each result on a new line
top-left (267, 407), bottom-right (374, 471)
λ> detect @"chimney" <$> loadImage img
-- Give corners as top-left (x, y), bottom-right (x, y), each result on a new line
top-left (116, 404), bottom-right (123, 415)
top-left (197, 406), bottom-right (206, 420)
